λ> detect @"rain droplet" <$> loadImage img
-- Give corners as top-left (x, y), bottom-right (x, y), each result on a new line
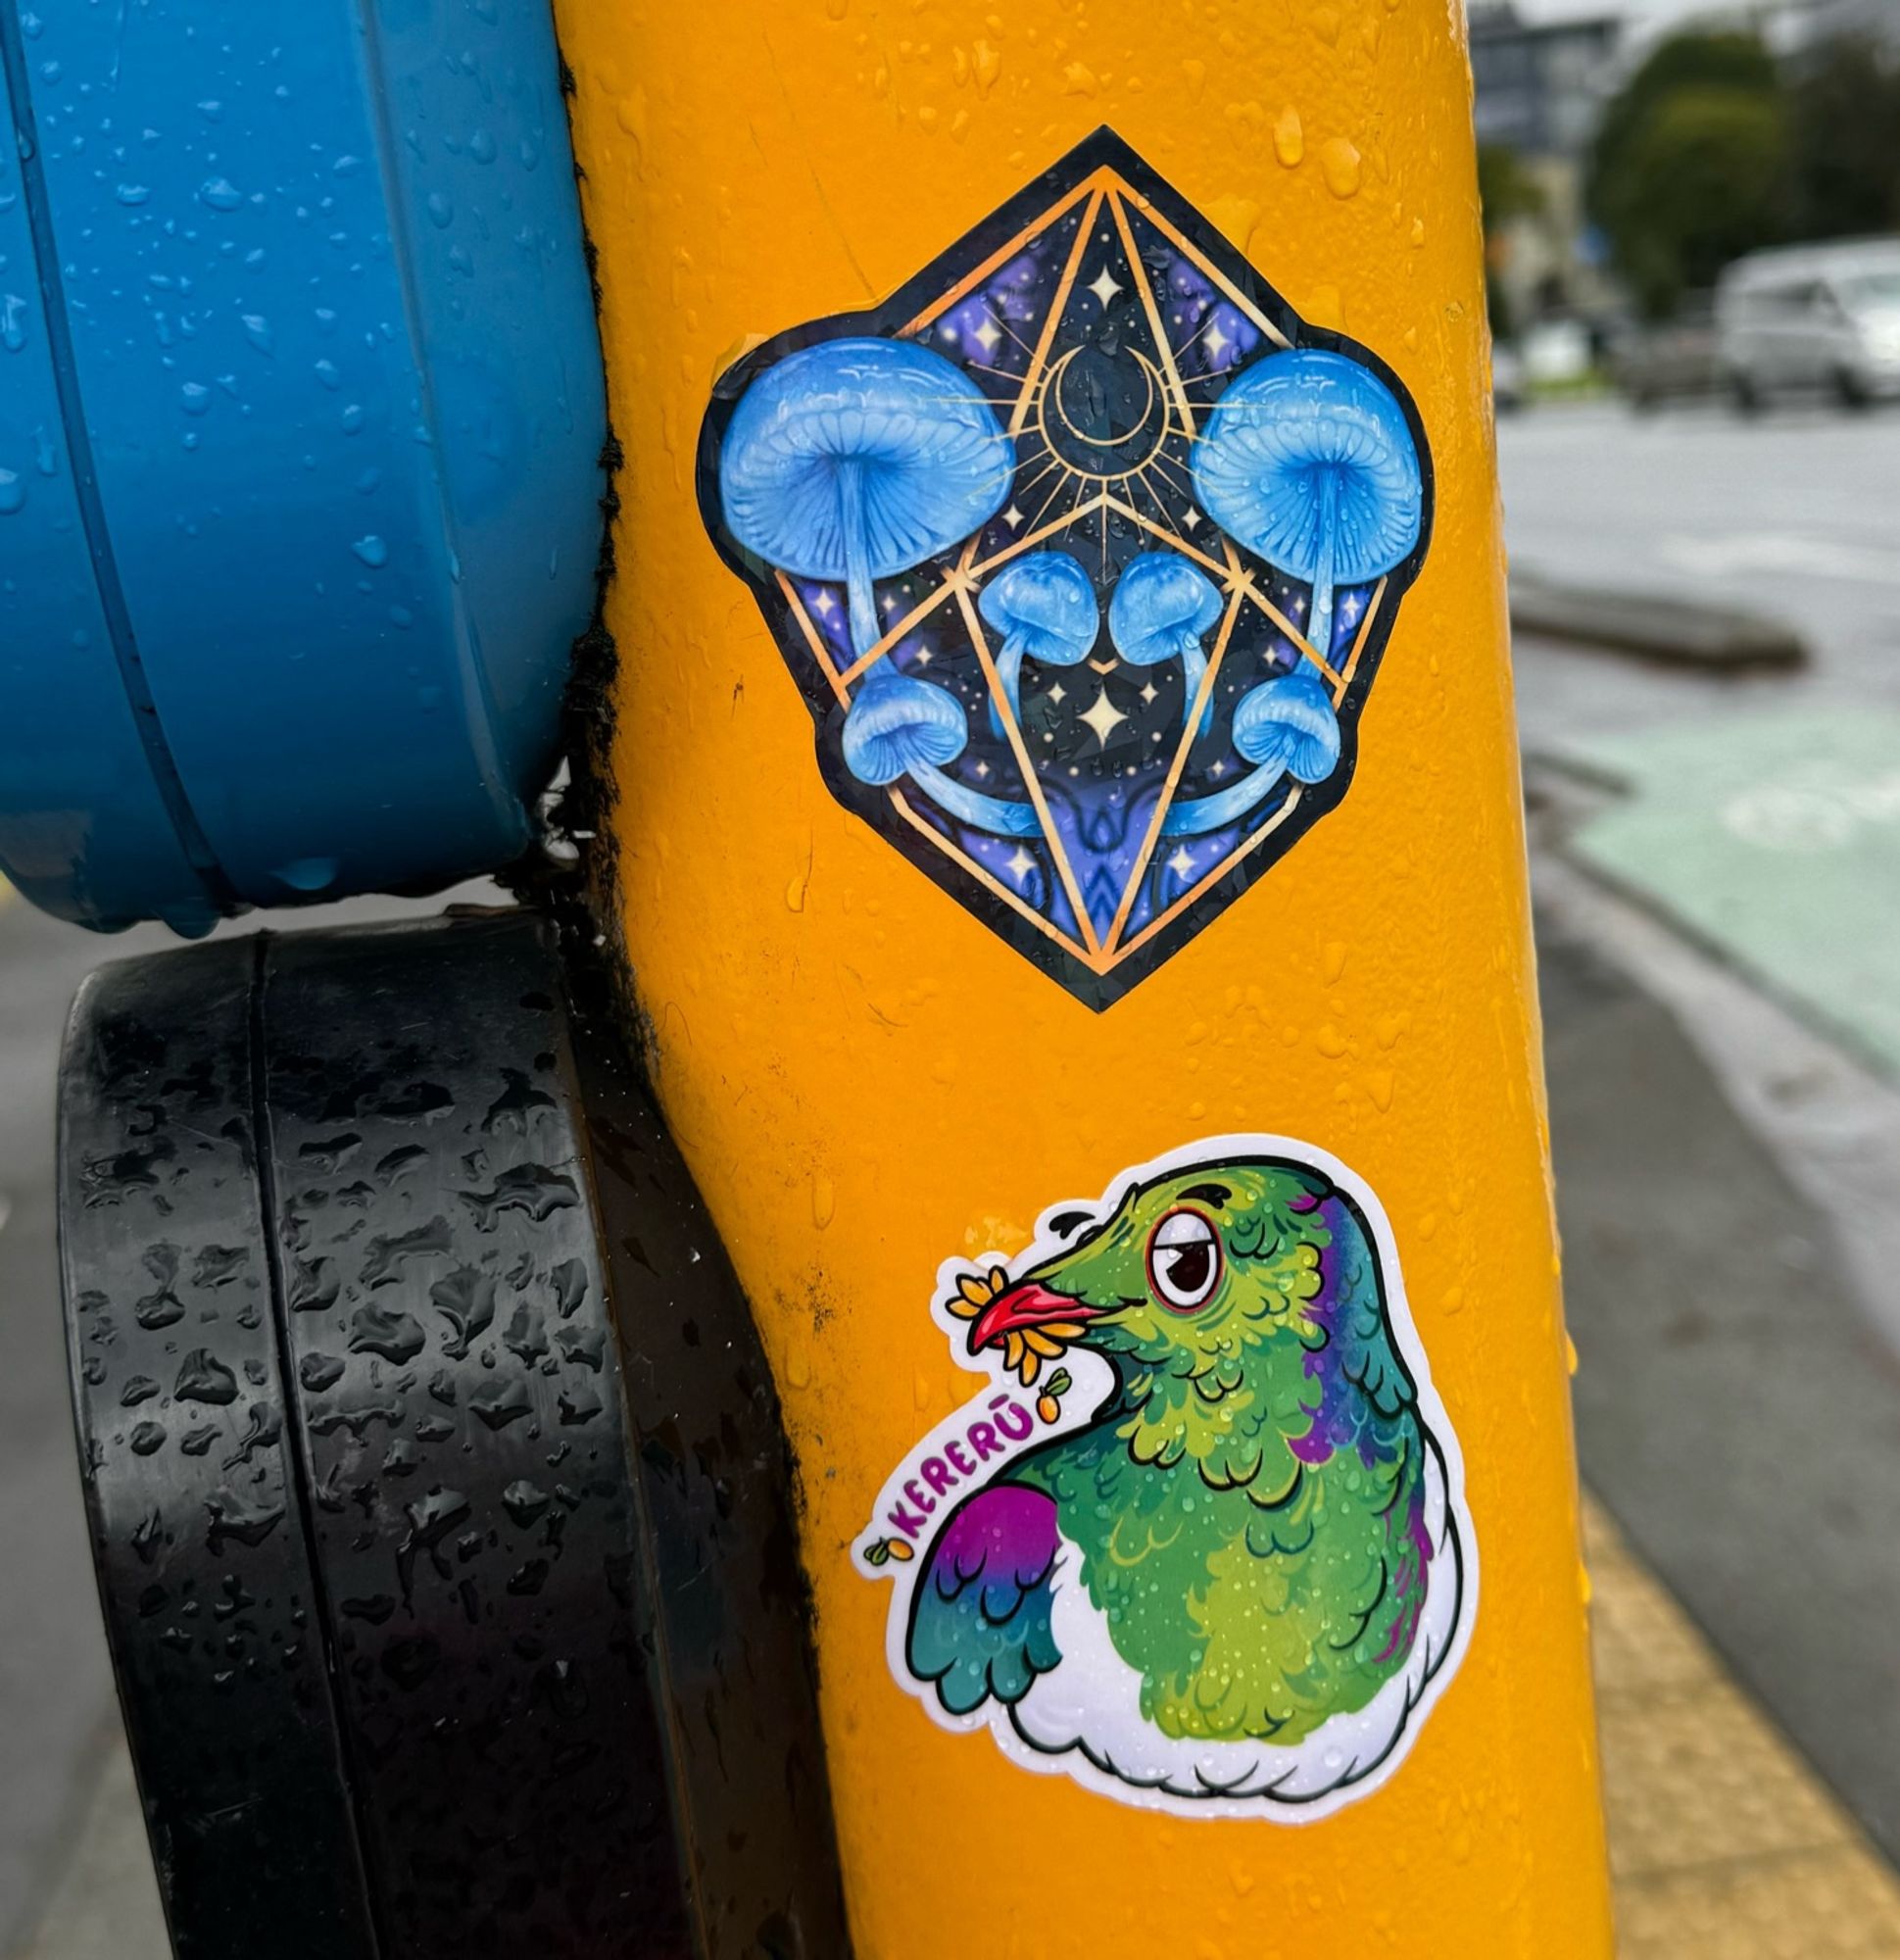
top-left (351, 533), bottom-right (388, 568)
top-left (271, 857), bottom-right (337, 893)
top-left (197, 177), bottom-right (243, 212)
top-left (175, 1350), bottom-right (238, 1405)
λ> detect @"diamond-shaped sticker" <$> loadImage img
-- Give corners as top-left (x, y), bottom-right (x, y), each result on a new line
top-left (699, 129), bottom-right (1433, 1010)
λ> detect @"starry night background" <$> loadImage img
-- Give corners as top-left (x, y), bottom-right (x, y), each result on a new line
top-left (700, 133), bottom-right (1431, 1008)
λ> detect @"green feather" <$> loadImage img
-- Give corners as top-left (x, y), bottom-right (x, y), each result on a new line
top-left (1009, 1161), bottom-right (1434, 1746)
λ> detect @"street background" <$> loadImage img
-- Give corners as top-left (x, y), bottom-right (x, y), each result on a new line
top-left (7, 0), bottom-right (1900, 1952)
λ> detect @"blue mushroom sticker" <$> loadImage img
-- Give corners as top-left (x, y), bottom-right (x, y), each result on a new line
top-left (697, 130), bottom-right (1434, 1008)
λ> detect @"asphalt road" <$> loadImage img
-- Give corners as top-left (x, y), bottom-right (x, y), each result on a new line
top-left (1499, 395), bottom-right (1900, 746)
top-left (2, 397), bottom-right (1899, 1951)
top-left (1504, 395), bottom-right (1900, 1863)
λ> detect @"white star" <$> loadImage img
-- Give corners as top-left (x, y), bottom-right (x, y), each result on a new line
top-left (883, 594), bottom-right (899, 612)
top-left (1088, 267), bottom-right (1122, 307)
top-left (974, 760), bottom-right (990, 777)
top-left (1079, 685), bottom-right (1128, 748)
top-left (1003, 504), bottom-right (1025, 529)
top-left (1140, 681), bottom-right (1158, 705)
top-left (1048, 682), bottom-right (1066, 705)
top-left (1005, 847), bottom-right (1036, 883)
top-left (1211, 758), bottom-right (1227, 776)
top-left (1167, 848), bottom-right (1195, 879)
top-left (1182, 507), bottom-right (1202, 531)
top-left (1204, 319), bottom-right (1231, 361)
top-left (973, 314), bottom-right (1002, 354)
top-left (914, 647), bottom-right (932, 664)
top-left (812, 590), bottom-right (836, 617)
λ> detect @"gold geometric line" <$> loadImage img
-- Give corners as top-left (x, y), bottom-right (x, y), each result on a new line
top-left (890, 791), bottom-right (1105, 972)
top-left (1103, 578), bottom-right (1392, 966)
top-left (1099, 494), bottom-right (1235, 588)
top-left (835, 576), bottom-right (967, 689)
top-left (968, 490), bottom-right (1115, 580)
top-left (1005, 187), bottom-right (1104, 444)
top-left (1106, 190), bottom-right (1201, 439)
top-left (1113, 788), bottom-right (1306, 964)
top-left (1119, 190), bottom-right (1294, 354)
top-left (950, 581), bottom-right (1102, 956)
top-left (901, 166), bottom-right (1118, 341)
top-left (1104, 582), bottom-right (1246, 950)
top-left (1242, 580), bottom-right (1349, 693)
top-left (780, 571), bottom-right (852, 708)
top-left (1332, 577), bottom-right (1387, 703)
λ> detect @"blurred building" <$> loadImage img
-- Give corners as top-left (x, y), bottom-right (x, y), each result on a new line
top-left (1469, 1), bottom-right (1626, 334)
top-left (1767, 0), bottom-right (1900, 60)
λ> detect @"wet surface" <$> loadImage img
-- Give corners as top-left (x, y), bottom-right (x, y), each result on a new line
top-left (1542, 921), bottom-right (1900, 1864)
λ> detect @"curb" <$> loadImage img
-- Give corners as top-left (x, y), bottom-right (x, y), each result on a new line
top-left (1510, 571), bottom-right (1806, 671)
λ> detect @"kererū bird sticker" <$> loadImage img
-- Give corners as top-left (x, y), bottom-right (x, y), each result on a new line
top-left (859, 1136), bottom-right (1474, 1819)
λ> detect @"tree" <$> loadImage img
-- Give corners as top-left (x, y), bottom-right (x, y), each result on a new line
top-left (1786, 38), bottom-right (1900, 240)
top-left (1586, 32), bottom-right (1791, 318)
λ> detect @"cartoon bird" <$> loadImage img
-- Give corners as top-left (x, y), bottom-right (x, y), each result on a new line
top-left (897, 1155), bottom-right (1468, 1808)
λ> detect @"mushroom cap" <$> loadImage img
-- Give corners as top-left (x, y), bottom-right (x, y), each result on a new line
top-left (1191, 349), bottom-right (1422, 586)
top-left (840, 672), bottom-right (970, 787)
top-left (720, 337), bottom-right (1015, 580)
top-left (977, 551), bottom-right (1099, 665)
top-left (1232, 666), bottom-right (1341, 783)
top-left (1107, 551), bottom-right (1223, 665)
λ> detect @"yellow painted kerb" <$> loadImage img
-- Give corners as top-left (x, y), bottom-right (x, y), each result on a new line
top-left (554, 2), bottom-right (1614, 1953)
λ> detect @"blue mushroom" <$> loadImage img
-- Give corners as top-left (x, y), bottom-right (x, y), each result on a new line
top-left (1161, 665), bottom-right (1340, 838)
top-left (720, 335), bottom-right (1038, 834)
top-left (1233, 665), bottom-right (1341, 781)
top-left (977, 552), bottom-right (1097, 738)
top-left (837, 666), bottom-right (1040, 835)
top-left (839, 670), bottom-right (969, 785)
top-left (1191, 348), bottom-right (1422, 666)
top-left (719, 335), bottom-right (1015, 659)
top-left (1108, 551), bottom-right (1223, 736)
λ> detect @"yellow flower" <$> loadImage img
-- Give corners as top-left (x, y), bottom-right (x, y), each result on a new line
top-left (946, 1262), bottom-right (1010, 1320)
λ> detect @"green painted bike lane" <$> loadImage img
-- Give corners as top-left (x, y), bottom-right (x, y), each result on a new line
top-left (1549, 707), bottom-right (1900, 1076)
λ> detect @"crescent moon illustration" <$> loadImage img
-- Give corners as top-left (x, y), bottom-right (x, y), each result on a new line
top-left (1037, 347), bottom-right (1170, 475)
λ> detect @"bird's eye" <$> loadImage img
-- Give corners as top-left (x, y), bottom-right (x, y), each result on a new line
top-left (1146, 1209), bottom-right (1222, 1313)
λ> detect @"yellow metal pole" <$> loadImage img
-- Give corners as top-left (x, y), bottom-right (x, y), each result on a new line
top-left (555, 4), bottom-right (1614, 1952)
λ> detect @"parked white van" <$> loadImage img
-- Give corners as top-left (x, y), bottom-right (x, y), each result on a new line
top-left (1715, 238), bottom-right (1900, 408)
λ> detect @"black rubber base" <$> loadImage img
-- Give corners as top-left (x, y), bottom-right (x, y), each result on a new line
top-left (61, 913), bottom-right (849, 1959)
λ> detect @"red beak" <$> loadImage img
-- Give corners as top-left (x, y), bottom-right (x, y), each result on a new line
top-left (968, 1282), bottom-right (1101, 1355)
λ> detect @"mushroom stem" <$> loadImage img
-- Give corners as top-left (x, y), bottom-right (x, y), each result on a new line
top-left (911, 763), bottom-right (1044, 836)
top-left (1178, 632), bottom-right (1213, 737)
top-left (990, 635), bottom-right (1028, 739)
top-left (1159, 759), bottom-right (1291, 836)
top-left (835, 460), bottom-right (881, 658)
top-left (1304, 470), bottom-right (1341, 663)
